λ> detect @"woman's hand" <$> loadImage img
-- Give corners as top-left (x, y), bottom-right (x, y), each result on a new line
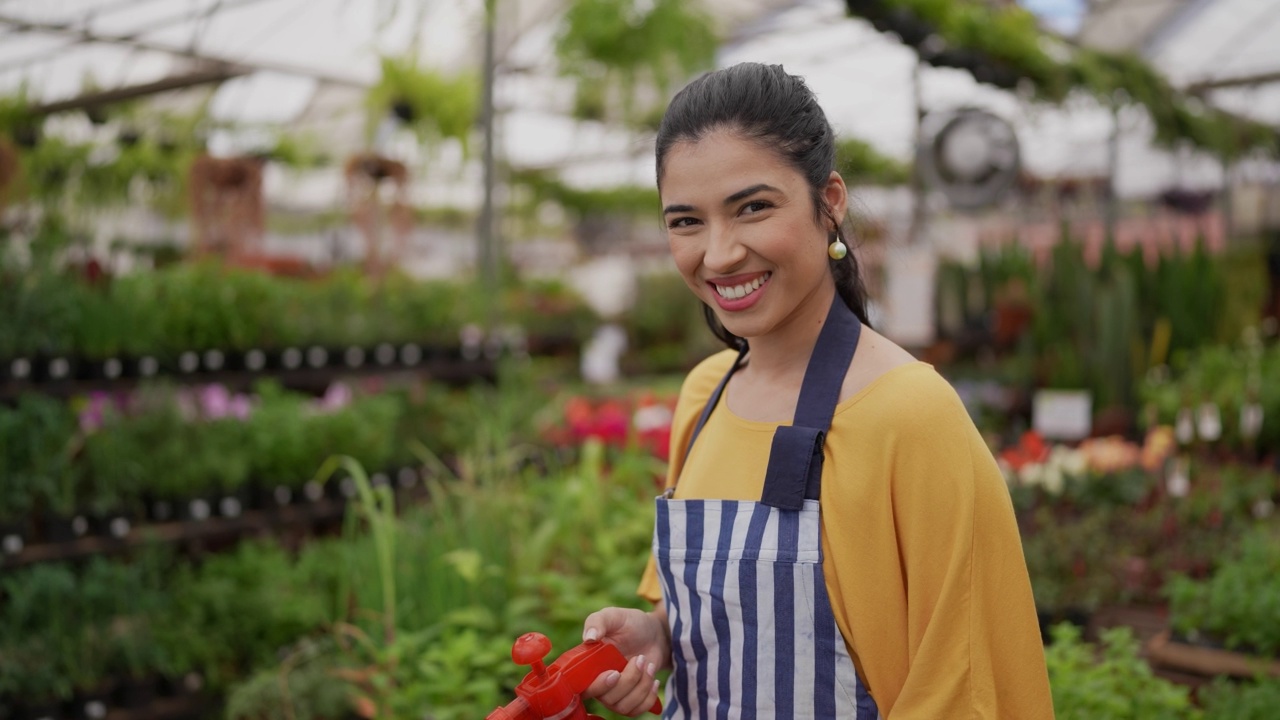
top-left (581, 604), bottom-right (670, 716)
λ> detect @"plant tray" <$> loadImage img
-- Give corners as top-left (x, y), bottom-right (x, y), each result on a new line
top-left (1146, 629), bottom-right (1280, 679)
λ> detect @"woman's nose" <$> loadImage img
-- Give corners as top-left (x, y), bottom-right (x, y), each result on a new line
top-left (703, 225), bottom-right (746, 272)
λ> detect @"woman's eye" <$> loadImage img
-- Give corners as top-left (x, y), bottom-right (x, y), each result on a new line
top-left (668, 217), bottom-right (698, 229)
top-left (741, 200), bottom-right (771, 214)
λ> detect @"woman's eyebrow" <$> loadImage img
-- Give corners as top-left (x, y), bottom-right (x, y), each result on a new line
top-left (724, 183), bottom-right (780, 205)
top-left (662, 183), bottom-right (780, 215)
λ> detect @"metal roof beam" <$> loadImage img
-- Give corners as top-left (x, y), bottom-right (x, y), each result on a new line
top-left (27, 64), bottom-right (251, 115)
top-left (1189, 69), bottom-right (1280, 94)
top-left (0, 3), bottom-right (367, 88)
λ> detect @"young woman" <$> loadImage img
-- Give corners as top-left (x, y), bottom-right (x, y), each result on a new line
top-left (582, 63), bottom-right (1053, 718)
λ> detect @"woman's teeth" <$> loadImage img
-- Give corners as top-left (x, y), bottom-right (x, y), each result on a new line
top-left (715, 273), bottom-right (769, 300)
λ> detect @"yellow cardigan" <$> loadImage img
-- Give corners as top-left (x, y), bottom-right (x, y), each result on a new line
top-left (638, 351), bottom-right (1055, 719)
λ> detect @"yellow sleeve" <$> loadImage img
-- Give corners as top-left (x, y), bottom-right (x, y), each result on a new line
top-left (827, 370), bottom-right (1053, 718)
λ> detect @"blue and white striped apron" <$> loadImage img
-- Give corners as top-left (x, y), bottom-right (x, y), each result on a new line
top-left (654, 297), bottom-right (880, 719)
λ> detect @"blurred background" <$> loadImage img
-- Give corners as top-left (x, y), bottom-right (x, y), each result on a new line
top-left (1, 1), bottom-right (1279, 719)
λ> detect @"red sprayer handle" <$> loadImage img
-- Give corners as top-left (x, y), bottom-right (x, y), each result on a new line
top-left (486, 633), bottom-right (664, 720)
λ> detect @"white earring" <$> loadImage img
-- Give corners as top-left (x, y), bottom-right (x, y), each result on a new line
top-left (827, 236), bottom-right (848, 260)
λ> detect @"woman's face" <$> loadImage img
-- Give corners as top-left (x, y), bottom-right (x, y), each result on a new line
top-left (660, 129), bottom-right (847, 342)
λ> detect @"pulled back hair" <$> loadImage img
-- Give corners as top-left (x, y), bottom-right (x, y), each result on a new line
top-left (655, 62), bottom-right (871, 350)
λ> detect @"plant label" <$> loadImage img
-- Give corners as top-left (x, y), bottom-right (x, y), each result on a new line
top-left (103, 358), bottom-right (122, 378)
top-left (1175, 408), bottom-right (1195, 445)
top-left (282, 347), bottom-right (303, 369)
top-left (1032, 390), bottom-right (1092, 441)
top-left (375, 343), bottom-right (396, 365)
top-left (397, 467), bottom-right (418, 488)
top-left (1167, 459), bottom-right (1191, 498)
top-left (110, 517), bottom-right (131, 538)
top-left (401, 343), bottom-right (422, 366)
top-left (1241, 403), bottom-right (1263, 440)
top-left (179, 351), bottom-right (199, 373)
top-left (2, 533), bottom-right (22, 555)
top-left (203, 349), bottom-right (225, 371)
top-left (10, 357), bottom-right (30, 379)
top-left (304, 481), bottom-right (324, 502)
top-left (1196, 403), bottom-right (1222, 441)
top-left (49, 357), bottom-right (70, 379)
top-left (306, 346), bottom-right (328, 368)
top-left (72, 515), bottom-right (89, 537)
top-left (139, 356), bottom-right (159, 376)
top-left (220, 497), bottom-right (242, 518)
top-left (189, 499), bottom-right (211, 520)
top-left (273, 485), bottom-right (292, 505)
top-left (371, 472), bottom-right (389, 488)
top-left (345, 346), bottom-right (365, 367)
top-left (340, 477), bottom-right (357, 498)
top-left (246, 349), bottom-right (267, 371)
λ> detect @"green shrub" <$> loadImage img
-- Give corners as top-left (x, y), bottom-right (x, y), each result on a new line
top-left (1045, 623), bottom-right (1200, 719)
top-left (1167, 529), bottom-right (1280, 656)
top-left (1200, 676), bottom-right (1280, 720)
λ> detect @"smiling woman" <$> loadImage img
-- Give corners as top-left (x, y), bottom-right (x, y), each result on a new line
top-left (580, 63), bottom-right (1055, 719)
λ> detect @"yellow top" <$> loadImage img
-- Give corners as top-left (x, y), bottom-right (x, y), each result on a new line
top-left (638, 350), bottom-right (1054, 719)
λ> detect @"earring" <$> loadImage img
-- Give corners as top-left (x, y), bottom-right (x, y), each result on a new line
top-left (827, 234), bottom-right (848, 261)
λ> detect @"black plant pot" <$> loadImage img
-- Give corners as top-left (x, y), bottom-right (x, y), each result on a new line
top-left (3, 355), bottom-right (35, 386)
top-left (92, 510), bottom-right (136, 541)
top-left (273, 346), bottom-right (306, 371)
top-left (114, 675), bottom-right (158, 709)
top-left (43, 513), bottom-right (91, 544)
top-left (0, 520), bottom-right (27, 556)
top-left (70, 684), bottom-right (115, 720)
top-left (13, 700), bottom-right (65, 720)
top-left (146, 494), bottom-right (180, 524)
top-left (127, 355), bottom-right (162, 380)
top-left (35, 355), bottom-right (78, 384)
top-left (179, 495), bottom-right (218, 523)
top-left (82, 357), bottom-right (126, 381)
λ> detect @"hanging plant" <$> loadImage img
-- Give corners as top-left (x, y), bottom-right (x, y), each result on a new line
top-left (365, 58), bottom-right (478, 153)
top-left (556, 0), bottom-right (717, 127)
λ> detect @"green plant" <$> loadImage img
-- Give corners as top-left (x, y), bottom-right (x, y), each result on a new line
top-left (1045, 623), bottom-right (1200, 719)
top-left (556, 0), bottom-right (716, 127)
top-left (1200, 676), bottom-right (1280, 720)
top-left (366, 57), bottom-right (478, 150)
top-left (1166, 528), bottom-right (1280, 657)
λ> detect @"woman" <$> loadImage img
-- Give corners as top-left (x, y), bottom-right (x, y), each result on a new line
top-left (582, 63), bottom-right (1053, 718)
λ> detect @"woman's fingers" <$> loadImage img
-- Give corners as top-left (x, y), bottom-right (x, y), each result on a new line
top-left (596, 654), bottom-right (661, 716)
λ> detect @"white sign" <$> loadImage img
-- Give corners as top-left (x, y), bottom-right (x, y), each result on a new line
top-left (1032, 390), bottom-right (1093, 441)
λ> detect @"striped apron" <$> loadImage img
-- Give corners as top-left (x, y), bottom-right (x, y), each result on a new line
top-left (654, 297), bottom-right (880, 719)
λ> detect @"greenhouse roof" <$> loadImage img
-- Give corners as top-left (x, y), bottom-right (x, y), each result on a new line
top-left (0, 0), bottom-right (1276, 206)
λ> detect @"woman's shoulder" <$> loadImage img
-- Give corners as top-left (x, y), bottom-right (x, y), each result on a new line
top-left (679, 348), bottom-right (739, 403)
top-left (834, 359), bottom-right (972, 437)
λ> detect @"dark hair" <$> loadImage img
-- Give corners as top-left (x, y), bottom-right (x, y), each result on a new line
top-left (655, 62), bottom-right (871, 349)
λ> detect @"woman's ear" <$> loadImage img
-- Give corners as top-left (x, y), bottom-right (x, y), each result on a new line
top-left (823, 170), bottom-right (849, 227)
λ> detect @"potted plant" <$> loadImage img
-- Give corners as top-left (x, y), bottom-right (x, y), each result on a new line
top-left (1152, 528), bottom-right (1280, 679)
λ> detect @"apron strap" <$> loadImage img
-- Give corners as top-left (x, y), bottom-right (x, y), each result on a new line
top-left (681, 343), bottom-right (749, 468)
top-left (761, 297), bottom-right (861, 510)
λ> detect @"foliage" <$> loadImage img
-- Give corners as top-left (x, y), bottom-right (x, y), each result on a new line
top-left (1166, 528), bottom-right (1280, 657)
top-left (556, 0), bottom-right (717, 127)
top-left (366, 57), bottom-right (478, 151)
top-left (1199, 676), bottom-right (1280, 720)
top-left (848, 0), bottom-right (1275, 158)
top-left (1141, 331), bottom-right (1280, 456)
top-left (622, 271), bottom-right (718, 375)
top-left (0, 394), bottom-right (77, 519)
top-left (835, 137), bottom-right (910, 186)
top-left (1044, 623), bottom-right (1200, 719)
top-left (510, 167), bottom-right (660, 219)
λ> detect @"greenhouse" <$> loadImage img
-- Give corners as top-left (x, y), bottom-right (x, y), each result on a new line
top-left (1, 0), bottom-right (1278, 718)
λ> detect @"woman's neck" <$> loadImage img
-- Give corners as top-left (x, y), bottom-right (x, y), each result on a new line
top-left (740, 281), bottom-right (838, 386)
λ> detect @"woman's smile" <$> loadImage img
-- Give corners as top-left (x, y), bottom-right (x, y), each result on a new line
top-left (708, 271), bottom-right (772, 310)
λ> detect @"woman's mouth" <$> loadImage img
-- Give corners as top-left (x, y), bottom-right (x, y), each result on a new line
top-left (709, 272), bottom-right (771, 310)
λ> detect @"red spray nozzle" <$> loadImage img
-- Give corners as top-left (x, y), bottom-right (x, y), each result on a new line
top-left (486, 633), bottom-right (663, 720)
